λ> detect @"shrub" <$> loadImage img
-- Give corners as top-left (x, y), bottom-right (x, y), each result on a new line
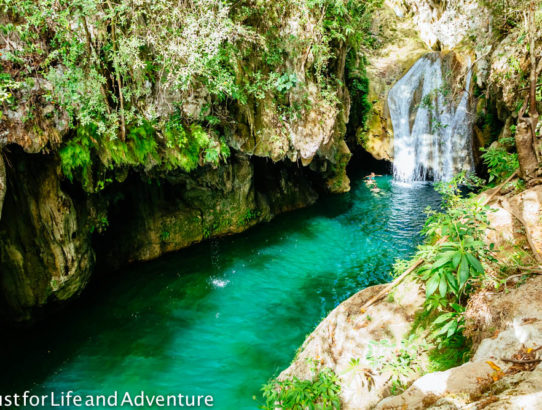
top-left (411, 174), bottom-right (495, 348)
top-left (262, 362), bottom-right (341, 410)
top-left (480, 137), bottom-right (519, 184)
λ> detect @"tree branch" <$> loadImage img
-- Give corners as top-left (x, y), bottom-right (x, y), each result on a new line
top-left (481, 170), bottom-right (519, 206)
top-left (361, 236), bottom-right (449, 311)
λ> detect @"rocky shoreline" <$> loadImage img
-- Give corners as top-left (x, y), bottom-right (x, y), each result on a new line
top-left (277, 184), bottom-right (542, 409)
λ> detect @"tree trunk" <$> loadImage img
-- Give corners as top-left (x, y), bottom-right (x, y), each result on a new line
top-left (516, 0), bottom-right (540, 182)
top-left (516, 119), bottom-right (539, 180)
top-left (529, 0), bottom-right (539, 126)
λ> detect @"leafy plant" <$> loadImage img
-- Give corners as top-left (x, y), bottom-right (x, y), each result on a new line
top-left (365, 335), bottom-right (429, 395)
top-left (274, 73), bottom-right (299, 94)
top-left (417, 235), bottom-right (486, 303)
top-left (240, 209), bottom-right (262, 226)
top-left (0, 73), bottom-right (20, 119)
top-left (427, 338), bottom-right (471, 372)
top-left (160, 230), bottom-right (171, 241)
top-left (480, 140), bottom-right (519, 184)
top-left (411, 174), bottom-right (495, 347)
top-left (429, 303), bottom-right (466, 342)
top-left (89, 215), bottom-right (109, 234)
top-left (262, 360), bottom-right (341, 409)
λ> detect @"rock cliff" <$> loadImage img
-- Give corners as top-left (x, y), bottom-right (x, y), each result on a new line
top-left (0, 0), bottom-right (367, 322)
top-left (359, 0), bottom-right (541, 167)
top-left (277, 0), bottom-right (542, 408)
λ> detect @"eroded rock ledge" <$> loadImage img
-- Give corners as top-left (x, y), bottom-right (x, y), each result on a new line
top-left (0, 148), bottom-right (329, 322)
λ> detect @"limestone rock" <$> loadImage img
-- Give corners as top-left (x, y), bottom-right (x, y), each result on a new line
top-left (377, 276), bottom-right (542, 409)
top-left (362, 3), bottom-right (430, 161)
top-left (398, 0), bottom-right (488, 50)
top-left (278, 280), bottom-right (425, 409)
top-left (376, 361), bottom-right (502, 409)
top-left (0, 151), bottom-right (94, 322)
top-left (480, 368), bottom-right (542, 409)
top-left (481, 186), bottom-right (542, 283)
top-left (95, 154), bottom-right (318, 271)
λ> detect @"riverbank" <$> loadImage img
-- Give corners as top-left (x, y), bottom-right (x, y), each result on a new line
top-left (273, 179), bottom-right (542, 409)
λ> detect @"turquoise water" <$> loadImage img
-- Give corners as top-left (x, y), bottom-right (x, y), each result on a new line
top-left (0, 175), bottom-right (440, 409)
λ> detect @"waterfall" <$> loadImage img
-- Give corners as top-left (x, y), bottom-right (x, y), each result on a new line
top-left (388, 53), bottom-right (474, 182)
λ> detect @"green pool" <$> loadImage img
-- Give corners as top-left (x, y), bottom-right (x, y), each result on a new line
top-left (0, 175), bottom-right (440, 409)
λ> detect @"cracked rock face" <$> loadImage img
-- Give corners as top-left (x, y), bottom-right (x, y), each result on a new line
top-left (0, 151), bottom-right (94, 322)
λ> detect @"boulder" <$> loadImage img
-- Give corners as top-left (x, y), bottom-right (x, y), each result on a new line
top-left (378, 275), bottom-right (542, 409)
top-left (278, 280), bottom-right (425, 409)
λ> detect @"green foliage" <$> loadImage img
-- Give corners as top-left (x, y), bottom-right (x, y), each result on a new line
top-left (427, 340), bottom-right (471, 372)
top-left (0, 72), bottom-right (19, 119)
top-left (307, 0), bottom-right (383, 50)
top-left (89, 215), bottom-right (109, 234)
top-left (411, 175), bottom-right (495, 348)
top-left (419, 94), bottom-right (435, 111)
top-left (433, 171), bottom-right (484, 208)
top-left (417, 85), bottom-right (452, 112)
top-left (274, 73), bottom-right (299, 94)
top-left (160, 230), bottom-right (171, 242)
top-left (480, 137), bottom-right (519, 184)
top-left (240, 209), bottom-right (262, 226)
top-left (2, 0), bottom-right (382, 186)
top-left (262, 361), bottom-right (341, 410)
top-left (346, 53), bottom-right (373, 141)
top-left (59, 128), bottom-right (93, 183)
top-left (366, 335), bottom-right (429, 395)
top-left (58, 116), bottom-right (230, 191)
top-left (479, 0), bottom-right (542, 36)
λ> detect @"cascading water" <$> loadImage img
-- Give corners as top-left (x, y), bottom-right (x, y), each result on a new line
top-left (388, 52), bottom-right (474, 182)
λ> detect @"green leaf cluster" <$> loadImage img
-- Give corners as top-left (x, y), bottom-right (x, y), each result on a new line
top-left (261, 362), bottom-right (341, 409)
top-left (480, 139), bottom-right (519, 184)
top-left (60, 119), bottom-right (229, 191)
top-left (412, 176), bottom-right (495, 347)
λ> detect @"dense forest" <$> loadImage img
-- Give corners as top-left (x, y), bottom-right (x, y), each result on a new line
top-left (0, 0), bottom-right (541, 409)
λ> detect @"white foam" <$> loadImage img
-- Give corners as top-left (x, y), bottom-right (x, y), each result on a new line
top-left (388, 53), bottom-right (474, 182)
